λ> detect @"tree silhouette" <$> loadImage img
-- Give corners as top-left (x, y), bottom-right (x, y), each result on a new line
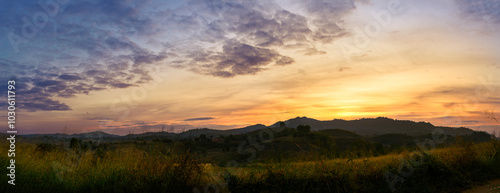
top-left (70, 137), bottom-right (79, 150)
top-left (297, 125), bottom-right (311, 135)
top-left (199, 134), bottom-right (207, 142)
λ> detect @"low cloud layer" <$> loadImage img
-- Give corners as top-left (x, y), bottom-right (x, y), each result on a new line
top-left (184, 117), bottom-right (216, 121)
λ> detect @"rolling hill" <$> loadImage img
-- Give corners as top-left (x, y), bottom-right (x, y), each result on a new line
top-left (18, 117), bottom-right (482, 145)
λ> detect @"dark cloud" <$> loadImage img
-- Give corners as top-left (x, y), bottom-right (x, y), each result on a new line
top-left (85, 117), bottom-right (111, 121)
top-left (303, 0), bottom-right (368, 43)
top-left (35, 80), bottom-right (65, 87)
top-left (62, 0), bottom-right (156, 36)
top-left (0, 0), bottom-right (367, 111)
top-left (0, 59), bottom-right (145, 111)
top-left (184, 117), bottom-right (215, 121)
top-left (456, 0), bottom-right (500, 24)
top-left (59, 74), bottom-right (82, 81)
top-left (275, 56), bottom-right (295, 66)
top-left (188, 40), bottom-right (294, 77)
top-left (111, 83), bottom-right (136, 89)
top-left (171, 0), bottom-right (366, 77)
top-left (0, 76), bottom-right (72, 111)
top-left (21, 98), bottom-right (71, 111)
top-left (463, 120), bottom-right (481, 123)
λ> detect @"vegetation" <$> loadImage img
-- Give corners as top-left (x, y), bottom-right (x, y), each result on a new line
top-left (0, 124), bottom-right (498, 193)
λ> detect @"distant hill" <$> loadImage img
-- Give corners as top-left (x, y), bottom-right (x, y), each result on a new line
top-left (371, 134), bottom-right (416, 146)
top-left (318, 129), bottom-right (361, 138)
top-left (175, 124), bottom-right (267, 138)
top-left (23, 131), bottom-right (120, 139)
top-left (13, 116), bottom-right (493, 164)
top-left (272, 117), bottom-right (475, 137)
top-left (18, 117), bottom-right (480, 142)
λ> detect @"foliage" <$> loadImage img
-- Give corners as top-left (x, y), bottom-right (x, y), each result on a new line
top-left (1, 136), bottom-right (500, 193)
top-left (297, 125), bottom-right (311, 135)
top-left (35, 143), bottom-right (57, 153)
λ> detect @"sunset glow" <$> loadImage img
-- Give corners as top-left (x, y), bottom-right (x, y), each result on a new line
top-left (0, 0), bottom-right (499, 135)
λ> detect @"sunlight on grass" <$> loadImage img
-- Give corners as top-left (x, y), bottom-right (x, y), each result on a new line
top-left (1, 140), bottom-right (500, 193)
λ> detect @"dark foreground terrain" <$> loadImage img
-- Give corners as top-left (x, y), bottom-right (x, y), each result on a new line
top-left (1, 117), bottom-right (499, 193)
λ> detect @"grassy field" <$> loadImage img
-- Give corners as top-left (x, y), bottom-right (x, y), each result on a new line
top-left (1, 139), bottom-right (500, 193)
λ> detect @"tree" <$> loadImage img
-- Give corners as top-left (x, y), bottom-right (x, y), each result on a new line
top-left (70, 137), bottom-right (79, 150)
top-left (279, 121), bottom-right (286, 127)
top-left (297, 125), bottom-right (311, 135)
top-left (199, 134), bottom-right (207, 141)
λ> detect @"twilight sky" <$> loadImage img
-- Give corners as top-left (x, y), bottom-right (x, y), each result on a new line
top-left (0, 0), bottom-right (499, 135)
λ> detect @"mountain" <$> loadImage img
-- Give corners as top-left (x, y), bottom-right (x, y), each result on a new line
top-left (229, 124), bottom-right (267, 134)
top-left (371, 134), bottom-right (416, 146)
top-left (173, 124), bottom-right (267, 138)
top-left (22, 131), bottom-right (120, 139)
top-left (18, 117), bottom-right (478, 141)
top-left (318, 129), bottom-right (361, 138)
top-left (272, 117), bottom-right (475, 137)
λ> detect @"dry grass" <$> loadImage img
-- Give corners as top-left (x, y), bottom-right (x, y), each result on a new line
top-left (1, 140), bottom-right (500, 193)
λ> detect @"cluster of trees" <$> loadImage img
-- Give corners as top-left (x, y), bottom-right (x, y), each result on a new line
top-left (297, 125), bottom-right (311, 135)
top-left (70, 137), bottom-right (96, 151)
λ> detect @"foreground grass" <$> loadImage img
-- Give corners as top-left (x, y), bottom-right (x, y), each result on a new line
top-left (222, 141), bottom-right (500, 193)
top-left (1, 140), bottom-right (500, 193)
top-left (0, 142), bottom-right (208, 193)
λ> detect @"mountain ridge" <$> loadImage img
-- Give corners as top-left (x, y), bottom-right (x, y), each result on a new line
top-left (18, 117), bottom-right (476, 139)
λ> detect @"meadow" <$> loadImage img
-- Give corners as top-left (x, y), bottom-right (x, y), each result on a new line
top-left (1, 135), bottom-right (500, 193)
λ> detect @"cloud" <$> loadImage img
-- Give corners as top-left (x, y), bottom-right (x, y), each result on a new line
top-left (111, 83), bottom-right (136, 89)
top-left (21, 98), bottom-right (71, 111)
top-left (463, 120), bottom-right (481, 123)
top-left (303, 0), bottom-right (366, 43)
top-left (35, 80), bottom-right (65, 87)
top-left (59, 74), bottom-right (82, 81)
top-left (275, 56), bottom-right (295, 66)
top-left (0, 59), bottom-right (144, 111)
top-left (299, 48), bottom-right (327, 56)
top-left (188, 40), bottom-right (294, 77)
top-left (184, 117), bottom-right (216, 121)
top-left (417, 86), bottom-right (475, 99)
top-left (168, 0), bottom-right (367, 76)
top-left (338, 67), bottom-right (352, 72)
top-left (0, 0), bottom-right (367, 111)
top-left (455, 0), bottom-right (500, 24)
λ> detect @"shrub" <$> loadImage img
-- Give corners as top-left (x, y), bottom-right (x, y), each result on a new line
top-left (36, 143), bottom-right (57, 153)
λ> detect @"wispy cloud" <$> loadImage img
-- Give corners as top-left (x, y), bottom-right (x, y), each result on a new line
top-left (184, 117), bottom-right (216, 122)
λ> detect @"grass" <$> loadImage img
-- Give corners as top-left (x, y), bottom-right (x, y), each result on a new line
top-left (0, 142), bottom-right (208, 193)
top-left (1, 140), bottom-right (500, 193)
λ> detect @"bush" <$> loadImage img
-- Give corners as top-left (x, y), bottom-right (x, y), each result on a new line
top-left (297, 125), bottom-right (311, 135)
top-left (36, 143), bottom-right (57, 153)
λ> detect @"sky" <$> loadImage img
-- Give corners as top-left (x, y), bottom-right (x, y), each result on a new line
top-left (0, 0), bottom-right (499, 135)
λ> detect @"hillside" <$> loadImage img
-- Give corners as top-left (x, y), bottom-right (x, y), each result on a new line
top-left (18, 117), bottom-right (482, 146)
top-left (275, 117), bottom-right (475, 136)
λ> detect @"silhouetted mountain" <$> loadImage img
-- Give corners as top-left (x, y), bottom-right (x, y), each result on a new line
top-left (71, 131), bottom-right (120, 139)
top-left (229, 124), bottom-right (267, 134)
top-left (23, 131), bottom-right (120, 139)
top-left (371, 134), bottom-right (416, 146)
top-left (318, 129), bottom-right (361, 138)
top-left (125, 131), bottom-right (178, 140)
top-left (466, 131), bottom-right (493, 142)
top-left (175, 124), bottom-right (268, 138)
top-left (272, 117), bottom-right (474, 136)
top-left (19, 117), bottom-right (480, 142)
